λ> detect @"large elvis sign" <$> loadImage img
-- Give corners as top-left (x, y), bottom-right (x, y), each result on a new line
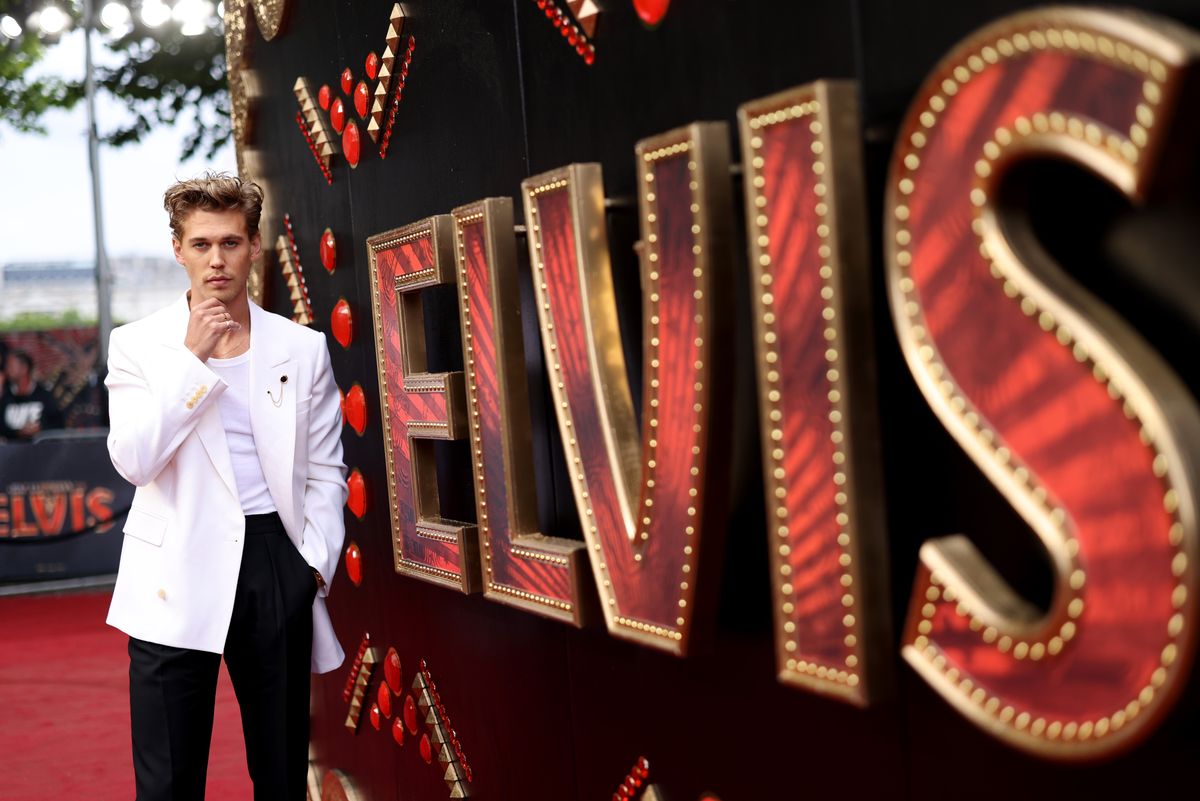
top-left (362, 9), bottom-right (1199, 762)
top-left (227, 0), bottom-right (1200, 772)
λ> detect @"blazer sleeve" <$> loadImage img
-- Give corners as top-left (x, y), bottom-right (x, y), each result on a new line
top-left (298, 336), bottom-right (348, 597)
top-left (105, 325), bottom-right (227, 487)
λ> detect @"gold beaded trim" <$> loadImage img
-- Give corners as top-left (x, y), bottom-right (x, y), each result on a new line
top-left (405, 420), bottom-right (450, 435)
top-left (395, 267), bottom-right (437, 289)
top-left (404, 377), bottom-right (449, 394)
top-left (891, 18), bottom-right (1189, 746)
top-left (397, 557), bottom-right (461, 584)
top-left (510, 546), bottom-right (571, 566)
top-left (614, 616), bottom-right (683, 641)
top-left (746, 96), bottom-right (861, 691)
top-left (372, 228), bottom-right (435, 253)
top-left (416, 526), bottom-right (458, 544)
top-left (489, 582), bottom-right (573, 612)
top-left (453, 203), bottom-right (575, 617)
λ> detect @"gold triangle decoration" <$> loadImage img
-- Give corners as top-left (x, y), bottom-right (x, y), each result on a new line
top-left (276, 215), bottom-right (315, 325)
top-left (293, 76), bottom-right (337, 183)
top-left (369, 5), bottom-right (407, 143)
top-left (341, 634), bottom-right (379, 733)
top-left (569, 0), bottom-right (600, 39)
top-left (410, 664), bottom-right (473, 797)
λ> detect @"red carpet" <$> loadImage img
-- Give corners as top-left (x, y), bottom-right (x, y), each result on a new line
top-left (0, 591), bottom-right (253, 800)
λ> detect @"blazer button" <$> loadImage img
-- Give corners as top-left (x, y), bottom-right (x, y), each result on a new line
top-left (186, 401), bottom-right (195, 410)
top-left (156, 588), bottom-right (167, 600)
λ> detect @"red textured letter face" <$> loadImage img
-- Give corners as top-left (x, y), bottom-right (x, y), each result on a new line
top-left (887, 9), bottom-right (1200, 758)
top-left (520, 123), bottom-right (735, 655)
top-left (738, 81), bottom-right (892, 706)
top-left (367, 217), bottom-right (480, 593)
top-left (450, 197), bottom-right (592, 625)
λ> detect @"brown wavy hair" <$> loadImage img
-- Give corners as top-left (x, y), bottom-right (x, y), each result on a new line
top-left (163, 171), bottom-right (264, 241)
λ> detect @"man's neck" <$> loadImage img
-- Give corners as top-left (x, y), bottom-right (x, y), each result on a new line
top-left (225, 294), bottom-right (252, 327)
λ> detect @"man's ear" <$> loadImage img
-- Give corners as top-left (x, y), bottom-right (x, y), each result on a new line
top-left (250, 232), bottom-right (262, 260)
top-left (172, 238), bottom-right (185, 266)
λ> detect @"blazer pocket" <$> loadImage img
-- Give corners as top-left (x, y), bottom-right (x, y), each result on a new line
top-left (123, 506), bottom-right (168, 547)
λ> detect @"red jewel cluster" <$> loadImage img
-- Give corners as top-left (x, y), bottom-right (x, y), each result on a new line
top-left (378, 35), bottom-right (416, 160)
top-left (533, 0), bottom-right (596, 65)
top-left (295, 111), bottom-right (334, 184)
top-left (283, 215), bottom-right (314, 323)
top-left (342, 633), bottom-right (373, 703)
top-left (611, 756), bottom-right (650, 801)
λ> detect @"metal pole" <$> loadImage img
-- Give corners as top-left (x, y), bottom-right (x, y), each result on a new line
top-left (83, 0), bottom-right (113, 375)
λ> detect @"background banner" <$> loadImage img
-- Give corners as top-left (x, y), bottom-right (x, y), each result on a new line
top-left (0, 434), bottom-right (129, 582)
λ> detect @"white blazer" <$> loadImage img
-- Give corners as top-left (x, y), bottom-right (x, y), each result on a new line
top-left (105, 295), bottom-right (347, 673)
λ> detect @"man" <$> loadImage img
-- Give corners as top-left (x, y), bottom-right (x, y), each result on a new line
top-left (105, 172), bottom-right (346, 800)
top-left (0, 348), bottom-right (64, 440)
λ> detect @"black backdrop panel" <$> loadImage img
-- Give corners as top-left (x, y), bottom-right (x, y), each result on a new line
top-left (237, 1), bottom-right (1200, 799)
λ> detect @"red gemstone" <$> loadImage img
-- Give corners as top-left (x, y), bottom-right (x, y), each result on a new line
top-left (330, 98), bottom-right (346, 133)
top-left (419, 734), bottom-right (432, 764)
top-left (568, 31), bottom-right (579, 46)
top-left (633, 0), bottom-right (671, 26)
top-left (354, 80), bottom-right (370, 118)
top-left (342, 121), bottom-right (361, 168)
top-left (584, 48), bottom-right (596, 65)
top-left (377, 682), bottom-right (392, 718)
top-left (331, 299), bottom-right (353, 348)
top-left (344, 541), bottom-right (362, 586)
top-left (340, 67), bottom-right (353, 94)
top-left (365, 51), bottom-right (379, 80)
top-left (317, 84), bottom-right (331, 110)
top-left (320, 228), bottom-right (337, 273)
top-left (384, 648), bottom-right (402, 694)
top-left (346, 469), bottom-right (367, 518)
top-left (537, 0), bottom-right (547, 8)
top-left (369, 703), bottom-right (382, 731)
top-left (404, 694), bottom-right (419, 735)
top-left (391, 716), bottom-right (405, 746)
top-left (345, 385), bottom-right (367, 435)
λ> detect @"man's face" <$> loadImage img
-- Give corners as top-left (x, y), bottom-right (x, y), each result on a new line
top-left (5, 354), bottom-right (28, 384)
top-left (172, 208), bottom-right (261, 306)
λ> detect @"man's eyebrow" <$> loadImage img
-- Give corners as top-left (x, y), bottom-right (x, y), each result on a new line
top-left (188, 233), bottom-right (246, 243)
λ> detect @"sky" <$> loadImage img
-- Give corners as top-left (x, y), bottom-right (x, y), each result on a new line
top-left (0, 26), bottom-right (236, 264)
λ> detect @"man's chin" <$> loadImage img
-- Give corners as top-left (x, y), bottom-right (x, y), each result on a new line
top-left (192, 284), bottom-right (245, 304)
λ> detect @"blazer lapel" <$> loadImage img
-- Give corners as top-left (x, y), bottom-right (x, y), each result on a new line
top-left (248, 303), bottom-right (297, 531)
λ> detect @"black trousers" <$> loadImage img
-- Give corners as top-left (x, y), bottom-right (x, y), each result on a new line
top-left (128, 512), bottom-right (316, 801)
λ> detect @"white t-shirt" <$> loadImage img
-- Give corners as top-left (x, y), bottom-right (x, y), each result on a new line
top-left (207, 350), bottom-right (277, 514)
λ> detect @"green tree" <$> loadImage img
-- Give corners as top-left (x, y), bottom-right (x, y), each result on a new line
top-left (0, 0), bottom-right (228, 159)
